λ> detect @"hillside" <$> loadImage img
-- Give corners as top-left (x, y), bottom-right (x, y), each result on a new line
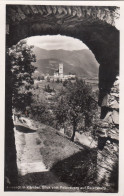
top-left (33, 47), bottom-right (99, 78)
top-left (14, 117), bottom-right (97, 191)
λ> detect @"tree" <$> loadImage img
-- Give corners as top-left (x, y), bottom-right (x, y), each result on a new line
top-left (56, 78), bottom-right (60, 83)
top-left (41, 75), bottom-right (45, 80)
top-left (44, 84), bottom-right (53, 93)
top-left (63, 79), bottom-right (68, 87)
top-left (47, 76), bottom-right (50, 82)
top-left (5, 40), bottom-right (36, 186)
top-left (7, 40), bottom-right (36, 112)
top-left (54, 78), bottom-right (97, 141)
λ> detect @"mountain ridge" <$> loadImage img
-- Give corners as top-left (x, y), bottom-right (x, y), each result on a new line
top-left (32, 47), bottom-right (99, 77)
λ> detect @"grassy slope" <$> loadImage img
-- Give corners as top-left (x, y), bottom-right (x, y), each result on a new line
top-left (37, 125), bottom-right (81, 169)
top-left (36, 124), bottom-right (97, 188)
top-left (15, 118), bottom-right (111, 192)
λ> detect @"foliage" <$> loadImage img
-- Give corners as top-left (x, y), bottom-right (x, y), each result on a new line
top-left (56, 78), bottom-right (60, 83)
top-left (7, 40), bottom-right (36, 111)
top-left (40, 75), bottom-right (45, 80)
top-left (44, 84), bottom-right (54, 93)
top-left (47, 76), bottom-right (50, 82)
top-left (63, 80), bottom-right (68, 87)
top-left (37, 75), bottom-right (45, 81)
top-left (30, 101), bottom-right (46, 119)
top-left (54, 78), bottom-right (97, 141)
top-left (30, 99), bottom-right (56, 127)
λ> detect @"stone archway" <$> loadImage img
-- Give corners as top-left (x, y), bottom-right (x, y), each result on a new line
top-left (6, 5), bottom-right (119, 98)
top-left (5, 5), bottom-right (119, 191)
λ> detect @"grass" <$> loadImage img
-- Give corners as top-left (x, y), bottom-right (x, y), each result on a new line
top-left (37, 125), bottom-right (80, 169)
top-left (32, 80), bottom-right (64, 108)
top-left (35, 137), bottom-right (41, 145)
top-left (36, 124), bottom-right (98, 188)
top-left (13, 119), bottom-right (115, 192)
top-left (17, 123), bottom-right (97, 190)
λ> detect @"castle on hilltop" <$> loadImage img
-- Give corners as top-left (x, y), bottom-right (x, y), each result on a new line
top-left (53, 63), bottom-right (76, 81)
top-left (54, 63), bottom-right (63, 78)
top-left (45, 62), bottom-right (76, 81)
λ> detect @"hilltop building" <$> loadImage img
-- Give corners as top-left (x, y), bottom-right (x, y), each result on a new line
top-left (53, 63), bottom-right (75, 81)
top-left (59, 63), bottom-right (63, 77)
top-left (54, 63), bottom-right (63, 78)
top-left (44, 63), bottom-right (76, 82)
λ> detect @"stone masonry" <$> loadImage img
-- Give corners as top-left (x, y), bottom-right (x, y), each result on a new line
top-left (96, 76), bottom-right (119, 191)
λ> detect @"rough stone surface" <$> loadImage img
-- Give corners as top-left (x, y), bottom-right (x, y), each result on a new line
top-left (112, 110), bottom-right (119, 125)
top-left (97, 76), bottom-right (119, 191)
top-left (97, 142), bottom-right (118, 188)
top-left (6, 6), bottom-right (118, 25)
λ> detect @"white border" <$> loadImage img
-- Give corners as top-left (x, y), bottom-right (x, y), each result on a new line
top-left (0, 0), bottom-right (124, 6)
top-left (0, 1), bottom-right (124, 196)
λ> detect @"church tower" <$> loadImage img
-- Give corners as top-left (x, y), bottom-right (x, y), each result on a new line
top-left (59, 63), bottom-right (63, 77)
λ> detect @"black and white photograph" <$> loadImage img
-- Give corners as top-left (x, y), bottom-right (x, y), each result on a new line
top-left (1, 1), bottom-right (122, 194)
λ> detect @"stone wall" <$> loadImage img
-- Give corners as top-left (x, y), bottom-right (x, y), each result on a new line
top-left (96, 76), bottom-right (119, 192)
top-left (7, 6), bottom-right (118, 26)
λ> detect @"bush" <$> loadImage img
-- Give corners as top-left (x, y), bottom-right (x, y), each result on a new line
top-left (44, 85), bottom-right (53, 93)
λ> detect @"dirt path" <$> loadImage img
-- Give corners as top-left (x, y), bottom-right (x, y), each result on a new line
top-left (14, 118), bottom-right (71, 190)
top-left (15, 130), bottom-right (48, 176)
top-left (14, 116), bottom-right (49, 176)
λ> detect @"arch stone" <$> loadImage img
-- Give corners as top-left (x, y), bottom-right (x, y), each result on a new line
top-left (5, 5), bottom-right (119, 191)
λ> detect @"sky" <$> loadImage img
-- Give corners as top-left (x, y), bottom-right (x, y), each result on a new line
top-left (26, 35), bottom-right (89, 51)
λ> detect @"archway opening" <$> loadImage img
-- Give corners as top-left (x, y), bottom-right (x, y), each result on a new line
top-left (10, 34), bottom-right (100, 136)
top-left (8, 34), bottom-right (101, 188)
